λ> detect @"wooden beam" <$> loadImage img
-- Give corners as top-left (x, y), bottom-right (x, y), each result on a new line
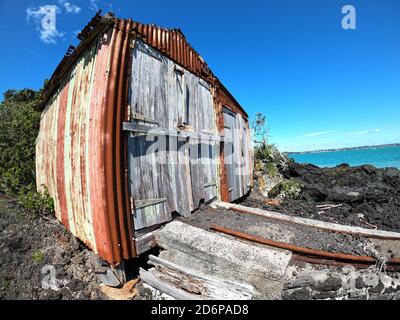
top-left (131, 112), bottom-right (159, 125)
top-left (123, 122), bottom-right (228, 142)
top-left (214, 202), bottom-right (400, 240)
top-left (139, 268), bottom-right (198, 300)
top-left (135, 231), bottom-right (158, 255)
top-left (134, 198), bottom-right (167, 210)
top-left (143, 255), bottom-right (254, 300)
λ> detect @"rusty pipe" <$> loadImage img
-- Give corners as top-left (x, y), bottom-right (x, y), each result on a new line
top-left (210, 224), bottom-right (400, 265)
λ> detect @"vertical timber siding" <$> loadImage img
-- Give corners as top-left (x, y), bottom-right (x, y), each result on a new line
top-left (128, 41), bottom-right (219, 230)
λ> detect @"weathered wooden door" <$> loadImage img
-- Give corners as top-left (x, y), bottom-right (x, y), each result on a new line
top-left (223, 108), bottom-right (238, 201)
top-left (223, 108), bottom-right (251, 201)
top-left (126, 40), bottom-right (219, 234)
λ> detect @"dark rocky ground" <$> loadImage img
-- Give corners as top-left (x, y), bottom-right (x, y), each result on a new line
top-left (0, 193), bottom-right (107, 300)
top-left (0, 192), bottom-right (159, 300)
top-left (244, 162), bottom-right (400, 233)
top-left (1, 161), bottom-right (400, 300)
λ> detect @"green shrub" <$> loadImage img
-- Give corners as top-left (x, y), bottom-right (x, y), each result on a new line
top-left (18, 186), bottom-right (54, 216)
top-left (0, 87), bottom-right (55, 216)
top-left (269, 179), bottom-right (302, 199)
top-left (0, 89), bottom-right (41, 194)
top-left (266, 162), bottom-right (278, 177)
top-left (255, 143), bottom-right (276, 162)
top-left (32, 250), bottom-right (45, 263)
top-left (279, 179), bottom-right (302, 199)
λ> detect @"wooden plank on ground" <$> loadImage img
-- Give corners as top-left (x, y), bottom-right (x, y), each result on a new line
top-left (146, 255), bottom-right (254, 300)
top-left (214, 202), bottom-right (400, 240)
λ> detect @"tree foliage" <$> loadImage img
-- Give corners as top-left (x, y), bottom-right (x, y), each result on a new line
top-left (251, 112), bottom-right (269, 145)
top-left (0, 89), bottom-right (42, 194)
top-left (0, 87), bottom-right (54, 215)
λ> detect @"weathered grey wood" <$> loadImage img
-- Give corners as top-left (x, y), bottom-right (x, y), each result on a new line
top-left (128, 39), bottom-right (221, 226)
top-left (128, 131), bottom-right (171, 229)
top-left (204, 181), bottom-right (217, 188)
top-left (139, 268), bottom-right (199, 300)
top-left (131, 112), bottom-right (159, 125)
top-left (134, 198), bottom-right (167, 210)
top-left (222, 109), bottom-right (251, 200)
top-left (123, 122), bottom-right (225, 142)
top-left (135, 231), bottom-right (158, 255)
top-left (147, 255), bottom-right (254, 300)
top-left (223, 109), bottom-right (236, 201)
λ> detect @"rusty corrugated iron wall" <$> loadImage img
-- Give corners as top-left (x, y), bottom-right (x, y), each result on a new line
top-left (36, 18), bottom-right (135, 265)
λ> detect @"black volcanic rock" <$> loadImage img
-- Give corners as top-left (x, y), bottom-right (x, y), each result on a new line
top-left (245, 162), bottom-right (400, 232)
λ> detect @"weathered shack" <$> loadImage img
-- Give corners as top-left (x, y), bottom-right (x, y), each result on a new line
top-left (36, 12), bottom-right (252, 266)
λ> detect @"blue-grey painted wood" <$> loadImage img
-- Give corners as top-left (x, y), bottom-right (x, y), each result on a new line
top-left (223, 109), bottom-right (251, 201)
top-left (223, 109), bottom-right (237, 201)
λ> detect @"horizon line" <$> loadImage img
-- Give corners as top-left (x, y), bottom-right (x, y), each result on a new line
top-left (284, 142), bottom-right (400, 154)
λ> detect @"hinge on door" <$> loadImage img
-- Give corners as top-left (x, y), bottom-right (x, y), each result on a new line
top-left (127, 105), bottom-right (131, 122)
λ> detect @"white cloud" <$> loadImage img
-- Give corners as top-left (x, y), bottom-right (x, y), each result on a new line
top-left (89, 0), bottom-right (99, 11)
top-left (63, 2), bottom-right (81, 14)
top-left (350, 129), bottom-right (380, 136)
top-left (26, 5), bottom-right (64, 44)
top-left (298, 130), bottom-right (337, 138)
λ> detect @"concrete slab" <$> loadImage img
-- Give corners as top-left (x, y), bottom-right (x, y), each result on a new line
top-left (154, 221), bottom-right (292, 298)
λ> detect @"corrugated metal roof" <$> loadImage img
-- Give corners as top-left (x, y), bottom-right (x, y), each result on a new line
top-left (37, 11), bottom-right (247, 118)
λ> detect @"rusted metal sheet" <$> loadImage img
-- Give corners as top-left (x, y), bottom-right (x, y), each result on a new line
top-left (36, 19), bottom-right (135, 265)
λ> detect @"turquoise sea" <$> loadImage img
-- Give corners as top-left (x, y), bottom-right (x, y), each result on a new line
top-left (288, 146), bottom-right (400, 169)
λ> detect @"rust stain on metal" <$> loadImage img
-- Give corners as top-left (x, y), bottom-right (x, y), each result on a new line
top-left (36, 16), bottom-right (136, 265)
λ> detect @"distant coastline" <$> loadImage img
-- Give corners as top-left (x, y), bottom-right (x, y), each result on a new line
top-left (287, 143), bottom-right (400, 155)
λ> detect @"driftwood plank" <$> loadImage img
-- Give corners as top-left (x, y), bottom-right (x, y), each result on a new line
top-left (135, 231), bottom-right (158, 255)
top-left (146, 255), bottom-right (254, 300)
top-left (139, 268), bottom-right (198, 300)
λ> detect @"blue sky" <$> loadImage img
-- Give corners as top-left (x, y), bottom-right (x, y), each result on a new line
top-left (0, 0), bottom-right (399, 152)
